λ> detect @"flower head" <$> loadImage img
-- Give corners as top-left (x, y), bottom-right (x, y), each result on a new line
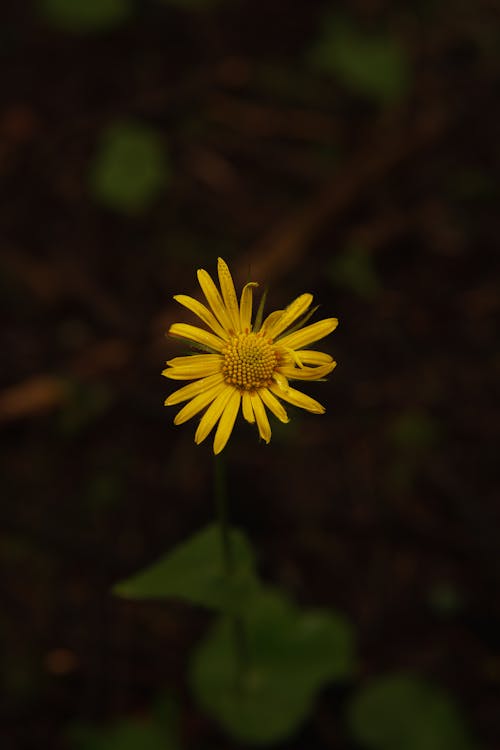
top-left (163, 258), bottom-right (338, 454)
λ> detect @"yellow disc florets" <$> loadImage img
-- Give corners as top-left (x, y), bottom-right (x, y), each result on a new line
top-left (222, 332), bottom-right (279, 390)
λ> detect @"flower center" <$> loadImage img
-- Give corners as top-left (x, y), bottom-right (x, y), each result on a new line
top-left (222, 332), bottom-right (278, 390)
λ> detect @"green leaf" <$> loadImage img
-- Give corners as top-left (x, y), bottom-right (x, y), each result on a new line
top-left (329, 245), bottom-right (381, 299)
top-left (39, 0), bottom-right (131, 32)
top-left (309, 15), bottom-right (411, 103)
top-left (190, 589), bottom-right (355, 744)
top-left (113, 524), bottom-right (260, 615)
top-left (89, 121), bottom-right (169, 214)
top-left (346, 674), bottom-right (475, 750)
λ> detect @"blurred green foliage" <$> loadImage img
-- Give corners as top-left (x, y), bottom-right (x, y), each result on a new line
top-left (329, 245), bottom-right (381, 299)
top-left (89, 121), bottom-right (170, 214)
top-left (115, 529), bottom-right (355, 744)
top-left (346, 674), bottom-right (475, 750)
top-left (39, 0), bottom-right (131, 32)
top-left (190, 588), bottom-right (355, 744)
top-left (309, 14), bottom-right (411, 104)
top-left (114, 524), bottom-right (260, 615)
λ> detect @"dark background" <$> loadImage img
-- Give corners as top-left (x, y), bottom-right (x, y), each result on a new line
top-left (1, 0), bottom-right (499, 748)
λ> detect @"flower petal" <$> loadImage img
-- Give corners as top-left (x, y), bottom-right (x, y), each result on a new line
top-left (276, 346), bottom-right (302, 368)
top-left (259, 309), bottom-right (283, 335)
top-left (197, 268), bottom-right (234, 332)
top-left (217, 257), bottom-right (240, 333)
top-left (269, 383), bottom-right (326, 414)
top-left (239, 282), bottom-right (258, 333)
top-left (195, 386), bottom-right (235, 445)
top-left (163, 354), bottom-right (223, 380)
top-left (169, 323), bottom-right (225, 353)
top-left (166, 354), bottom-right (222, 368)
top-left (279, 362), bottom-right (337, 381)
top-left (164, 373), bottom-right (225, 406)
top-left (277, 318), bottom-right (338, 350)
top-left (174, 295), bottom-right (229, 340)
top-left (259, 387), bottom-right (289, 423)
top-left (242, 391), bottom-right (255, 423)
top-left (173, 382), bottom-right (226, 425)
top-left (213, 389), bottom-right (241, 454)
top-left (266, 293), bottom-right (313, 339)
top-left (272, 371), bottom-right (289, 392)
top-left (250, 391), bottom-right (271, 443)
top-left (294, 350), bottom-right (334, 365)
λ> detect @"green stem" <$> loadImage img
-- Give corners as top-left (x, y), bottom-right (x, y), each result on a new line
top-left (213, 453), bottom-right (248, 690)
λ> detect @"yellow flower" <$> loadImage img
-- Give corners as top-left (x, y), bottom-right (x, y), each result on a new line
top-left (163, 258), bottom-right (338, 454)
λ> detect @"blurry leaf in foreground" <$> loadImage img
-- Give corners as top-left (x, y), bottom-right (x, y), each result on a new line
top-left (39, 0), bottom-right (131, 32)
top-left (329, 245), bottom-right (381, 299)
top-left (346, 674), bottom-right (475, 750)
top-left (308, 15), bottom-right (411, 103)
top-left (89, 121), bottom-right (170, 214)
top-left (190, 588), bottom-right (355, 744)
top-left (68, 711), bottom-right (178, 750)
top-left (113, 524), bottom-right (260, 615)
